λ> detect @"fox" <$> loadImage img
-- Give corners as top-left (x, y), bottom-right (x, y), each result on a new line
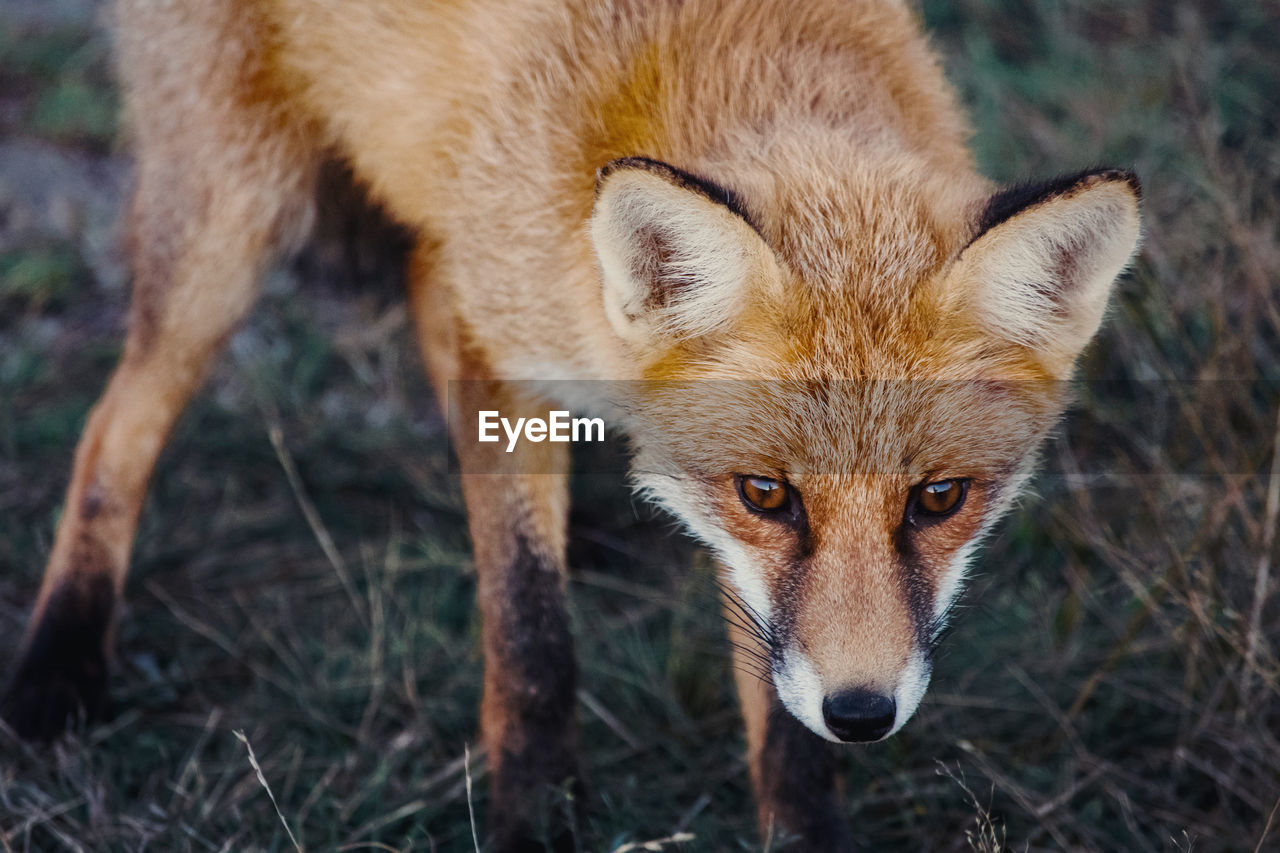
top-left (1, 0), bottom-right (1141, 848)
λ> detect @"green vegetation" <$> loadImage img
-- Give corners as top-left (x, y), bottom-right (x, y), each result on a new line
top-left (1, 1), bottom-right (1277, 850)
top-left (0, 20), bottom-right (116, 147)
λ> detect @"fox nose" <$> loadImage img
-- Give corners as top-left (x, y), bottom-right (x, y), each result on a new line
top-left (822, 689), bottom-right (896, 743)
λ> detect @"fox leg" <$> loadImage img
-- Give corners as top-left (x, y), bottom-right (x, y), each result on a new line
top-left (1, 6), bottom-right (317, 739)
top-left (461, 441), bottom-right (580, 852)
top-left (409, 253), bottom-right (581, 851)
top-left (727, 597), bottom-right (854, 851)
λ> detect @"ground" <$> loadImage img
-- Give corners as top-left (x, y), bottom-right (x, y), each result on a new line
top-left (1, 0), bottom-right (1278, 850)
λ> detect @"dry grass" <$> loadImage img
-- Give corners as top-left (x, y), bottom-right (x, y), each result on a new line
top-left (1, 0), bottom-right (1278, 850)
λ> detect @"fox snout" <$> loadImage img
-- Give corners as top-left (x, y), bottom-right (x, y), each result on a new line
top-left (773, 639), bottom-right (933, 744)
top-left (822, 689), bottom-right (897, 743)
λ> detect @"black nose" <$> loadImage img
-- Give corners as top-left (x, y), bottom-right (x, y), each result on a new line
top-left (822, 689), bottom-right (896, 743)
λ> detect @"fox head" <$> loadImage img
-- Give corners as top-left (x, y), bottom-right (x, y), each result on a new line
top-left (591, 156), bottom-right (1141, 742)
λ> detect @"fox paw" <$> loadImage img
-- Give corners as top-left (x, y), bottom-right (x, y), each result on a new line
top-left (1, 647), bottom-right (108, 741)
top-left (3, 575), bottom-right (115, 741)
top-left (2, 595), bottom-right (111, 742)
top-left (1, 650), bottom-right (108, 741)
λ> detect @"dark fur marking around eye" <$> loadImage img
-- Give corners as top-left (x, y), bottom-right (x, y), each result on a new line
top-left (892, 528), bottom-right (940, 651)
top-left (733, 475), bottom-right (813, 554)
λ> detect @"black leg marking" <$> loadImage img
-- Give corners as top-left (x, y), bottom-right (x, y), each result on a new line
top-left (485, 532), bottom-right (582, 852)
top-left (757, 701), bottom-right (854, 852)
top-left (2, 574), bottom-right (115, 741)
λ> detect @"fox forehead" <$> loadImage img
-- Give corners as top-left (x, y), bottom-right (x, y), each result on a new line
top-left (720, 142), bottom-right (984, 298)
top-left (632, 371), bottom-right (1062, 484)
top-left (638, 231), bottom-right (1051, 395)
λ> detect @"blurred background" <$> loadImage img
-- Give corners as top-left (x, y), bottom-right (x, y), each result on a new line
top-left (1, 0), bottom-right (1277, 849)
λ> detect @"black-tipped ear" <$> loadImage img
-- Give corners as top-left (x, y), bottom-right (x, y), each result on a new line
top-left (590, 158), bottom-right (780, 346)
top-left (971, 167), bottom-right (1142, 243)
top-left (945, 168), bottom-right (1142, 376)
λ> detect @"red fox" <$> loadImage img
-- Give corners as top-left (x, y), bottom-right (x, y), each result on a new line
top-left (2, 0), bottom-right (1141, 848)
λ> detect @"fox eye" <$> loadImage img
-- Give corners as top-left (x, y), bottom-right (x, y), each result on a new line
top-left (737, 475), bottom-right (791, 514)
top-left (912, 479), bottom-right (968, 519)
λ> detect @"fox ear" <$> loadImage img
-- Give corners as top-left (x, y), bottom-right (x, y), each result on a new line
top-left (947, 169), bottom-right (1142, 376)
top-left (590, 158), bottom-right (780, 346)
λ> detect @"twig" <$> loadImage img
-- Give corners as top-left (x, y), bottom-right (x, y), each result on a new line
top-left (610, 833), bottom-right (696, 852)
top-left (168, 707), bottom-right (224, 815)
top-left (578, 689), bottom-right (642, 750)
top-left (357, 539), bottom-right (392, 744)
top-left (465, 744), bottom-right (481, 853)
top-left (147, 581), bottom-right (292, 694)
top-left (673, 792), bottom-right (712, 834)
top-left (1242, 404), bottom-right (1280, 700)
top-left (234, 730), bottom-right (303, 853)
top-left (1255, 795), bottom-right (1280, 853)
top-left (266, 420), bottom-right (370, 629)
top-left (344, 802), bottom-right (429, 849)
top-left (956, 740), bottom-right (1072, 850)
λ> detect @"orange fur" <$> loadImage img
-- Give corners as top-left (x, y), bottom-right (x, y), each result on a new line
top-left (5, 1), bottom-right (1141, 848)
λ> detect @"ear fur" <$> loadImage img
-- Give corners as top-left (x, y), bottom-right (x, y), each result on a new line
top-left (590, 157), bottom-right (781, 346)
top-left (946, 168), bottom-right (1142, 376)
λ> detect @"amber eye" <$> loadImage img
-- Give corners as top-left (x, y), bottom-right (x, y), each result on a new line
top-left (737, 475), bottom-right (791, 513)
top-left (915, 479), bottom-right (967, 518)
